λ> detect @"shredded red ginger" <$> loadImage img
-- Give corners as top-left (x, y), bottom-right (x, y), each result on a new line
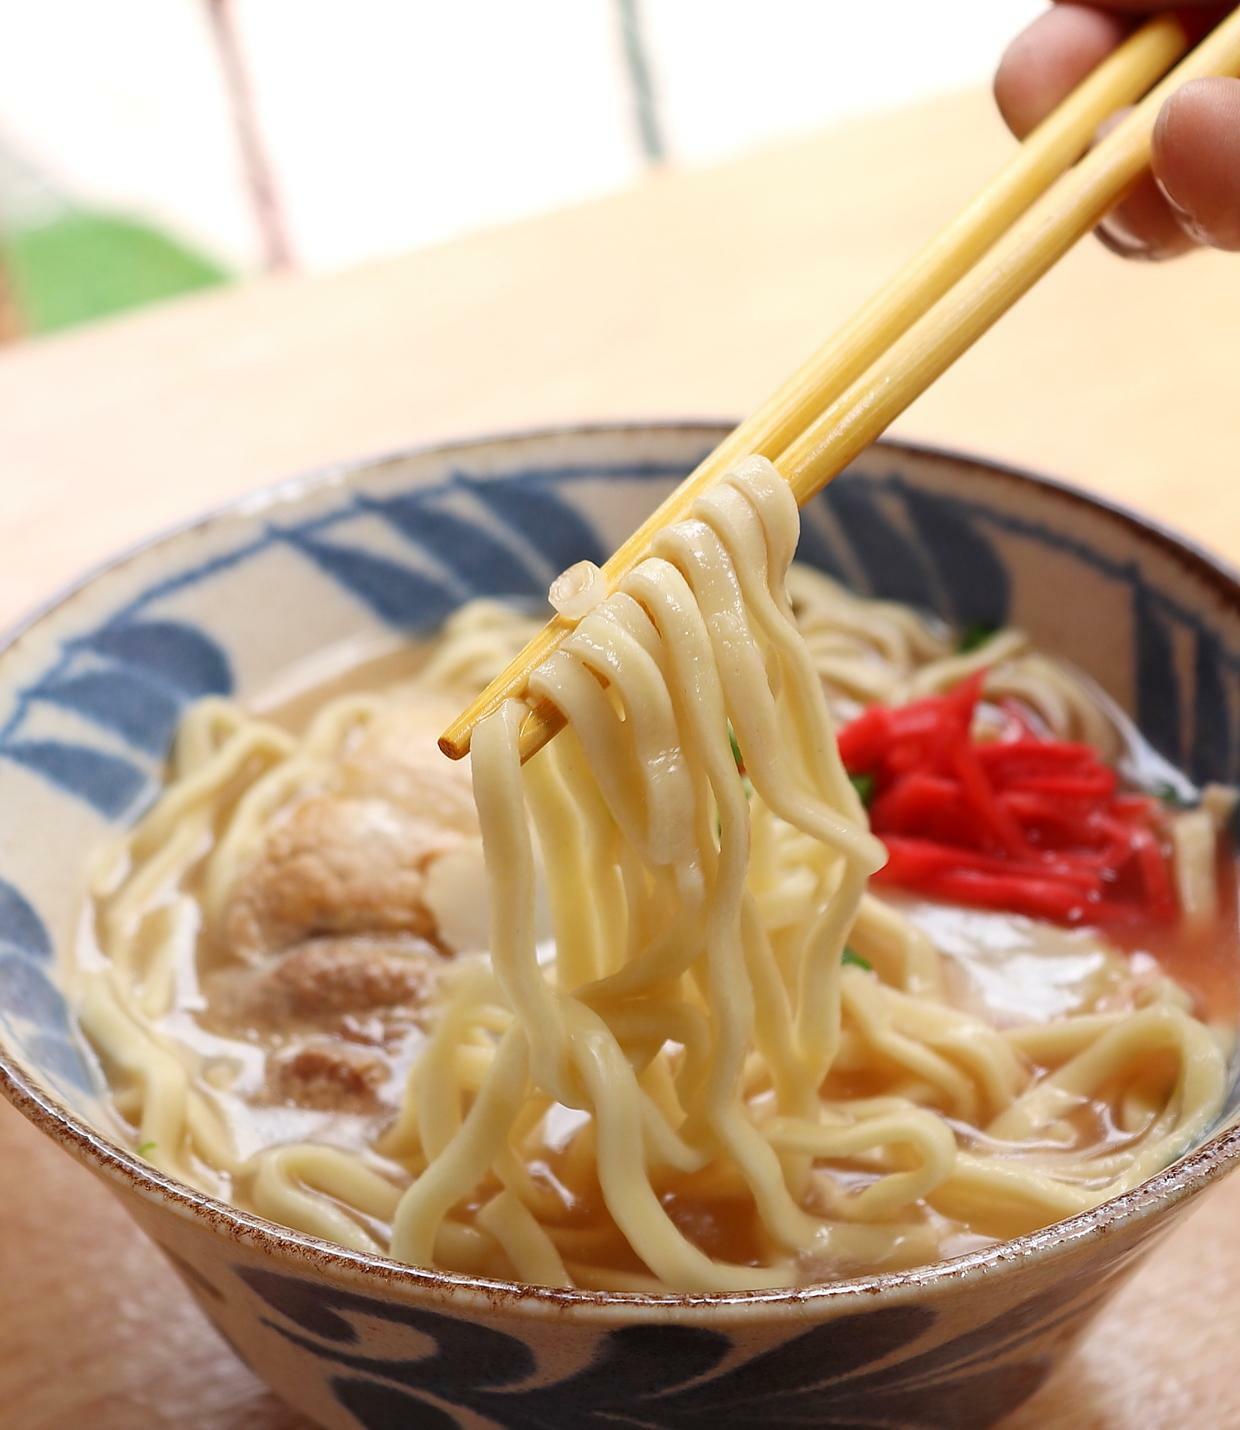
top-left (837, 672), bottom-right (1177, 927)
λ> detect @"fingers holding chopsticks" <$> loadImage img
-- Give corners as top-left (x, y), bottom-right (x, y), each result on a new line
top-left (996, 3), bottom-right (1240, 257)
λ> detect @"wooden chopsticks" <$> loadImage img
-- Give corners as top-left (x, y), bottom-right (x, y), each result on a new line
top-left (441, 9), bottom-right (1239, 765)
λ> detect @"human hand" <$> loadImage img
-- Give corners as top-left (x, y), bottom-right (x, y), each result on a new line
top-left (995, 3), bottom-right (1240, 256)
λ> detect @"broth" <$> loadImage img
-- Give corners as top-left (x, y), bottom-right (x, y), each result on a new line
top-left (69, 568), bottom-right (1239, 1290)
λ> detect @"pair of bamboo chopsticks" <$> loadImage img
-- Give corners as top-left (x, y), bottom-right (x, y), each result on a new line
top-left (441, 8), bottom-right (1240, 766)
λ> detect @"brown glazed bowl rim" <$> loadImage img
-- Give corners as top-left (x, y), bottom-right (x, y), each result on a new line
top-left (2, 419), bottom-right (1239, 1317)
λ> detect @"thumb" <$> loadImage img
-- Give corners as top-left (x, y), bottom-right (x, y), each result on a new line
top-left (1152, 77), bottom-right (1240, 251)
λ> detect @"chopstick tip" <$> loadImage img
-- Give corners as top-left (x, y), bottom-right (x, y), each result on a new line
top-left (438, 731), bottom-right (469, 761)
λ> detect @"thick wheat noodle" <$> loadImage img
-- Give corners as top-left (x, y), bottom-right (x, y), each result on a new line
top-left (76, 456), bottom-right (1230, 1292)
top-left (1173, 806), bottom-right (1219, 926)
top-left (377, 459), bottom-right (1227, 1289)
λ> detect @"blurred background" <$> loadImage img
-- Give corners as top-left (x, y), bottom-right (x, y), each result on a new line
top-left (0, 0), bottom-right (1041, 341)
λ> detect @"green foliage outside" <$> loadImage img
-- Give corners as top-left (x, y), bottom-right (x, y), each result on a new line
top-left (6, 211), bottom-right (229, 334)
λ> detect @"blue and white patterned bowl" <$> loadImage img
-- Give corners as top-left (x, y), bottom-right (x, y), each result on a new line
top-left (2, 422), bottom-right (1238, 1430)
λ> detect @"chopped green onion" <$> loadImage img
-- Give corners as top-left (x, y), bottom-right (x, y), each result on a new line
top-left (136, 1140), bottom-right (157, 1157)
top-left (728, 724), bottom-right (743, 771)
top-left (842, 947), bottom-right (872, 972)
top-left (1153, 780), bottom-right (1196, 810)
top-left (958, 621), bottom-right (997, 654)
top-left (717, 747), bottom-right (753, 834)
top-left (849, 772), bottom-right (875, 806)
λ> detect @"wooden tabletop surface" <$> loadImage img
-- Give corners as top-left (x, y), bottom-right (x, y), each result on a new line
top-left (2, 87), bottom-right (1239, 1428)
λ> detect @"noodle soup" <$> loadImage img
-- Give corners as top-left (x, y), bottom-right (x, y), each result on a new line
top-left (72, 458), bottom-right (1237, 1294)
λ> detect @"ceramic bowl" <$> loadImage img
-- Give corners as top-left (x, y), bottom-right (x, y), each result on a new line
top-left (2, 422), bottom-right (1238, 1430)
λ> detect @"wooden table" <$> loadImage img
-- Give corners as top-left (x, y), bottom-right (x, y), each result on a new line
top-left (2, 87), bottom-right (1239, 1428)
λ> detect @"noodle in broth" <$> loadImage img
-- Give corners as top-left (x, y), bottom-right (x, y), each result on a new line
top-left (74, 457), bottom-right (1233, 1292)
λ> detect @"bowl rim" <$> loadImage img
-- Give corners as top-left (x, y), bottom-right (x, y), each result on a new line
top-left (3, 418), bottom-right (1240, 1316)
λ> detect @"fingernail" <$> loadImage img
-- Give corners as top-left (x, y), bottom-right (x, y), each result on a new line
top-left (1096, 215), bottom-right (1154, 260)
top-left (1155, 175), bottom-right (1213, 247)
top-left (1155, 173), bottom-right (1191, 219)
